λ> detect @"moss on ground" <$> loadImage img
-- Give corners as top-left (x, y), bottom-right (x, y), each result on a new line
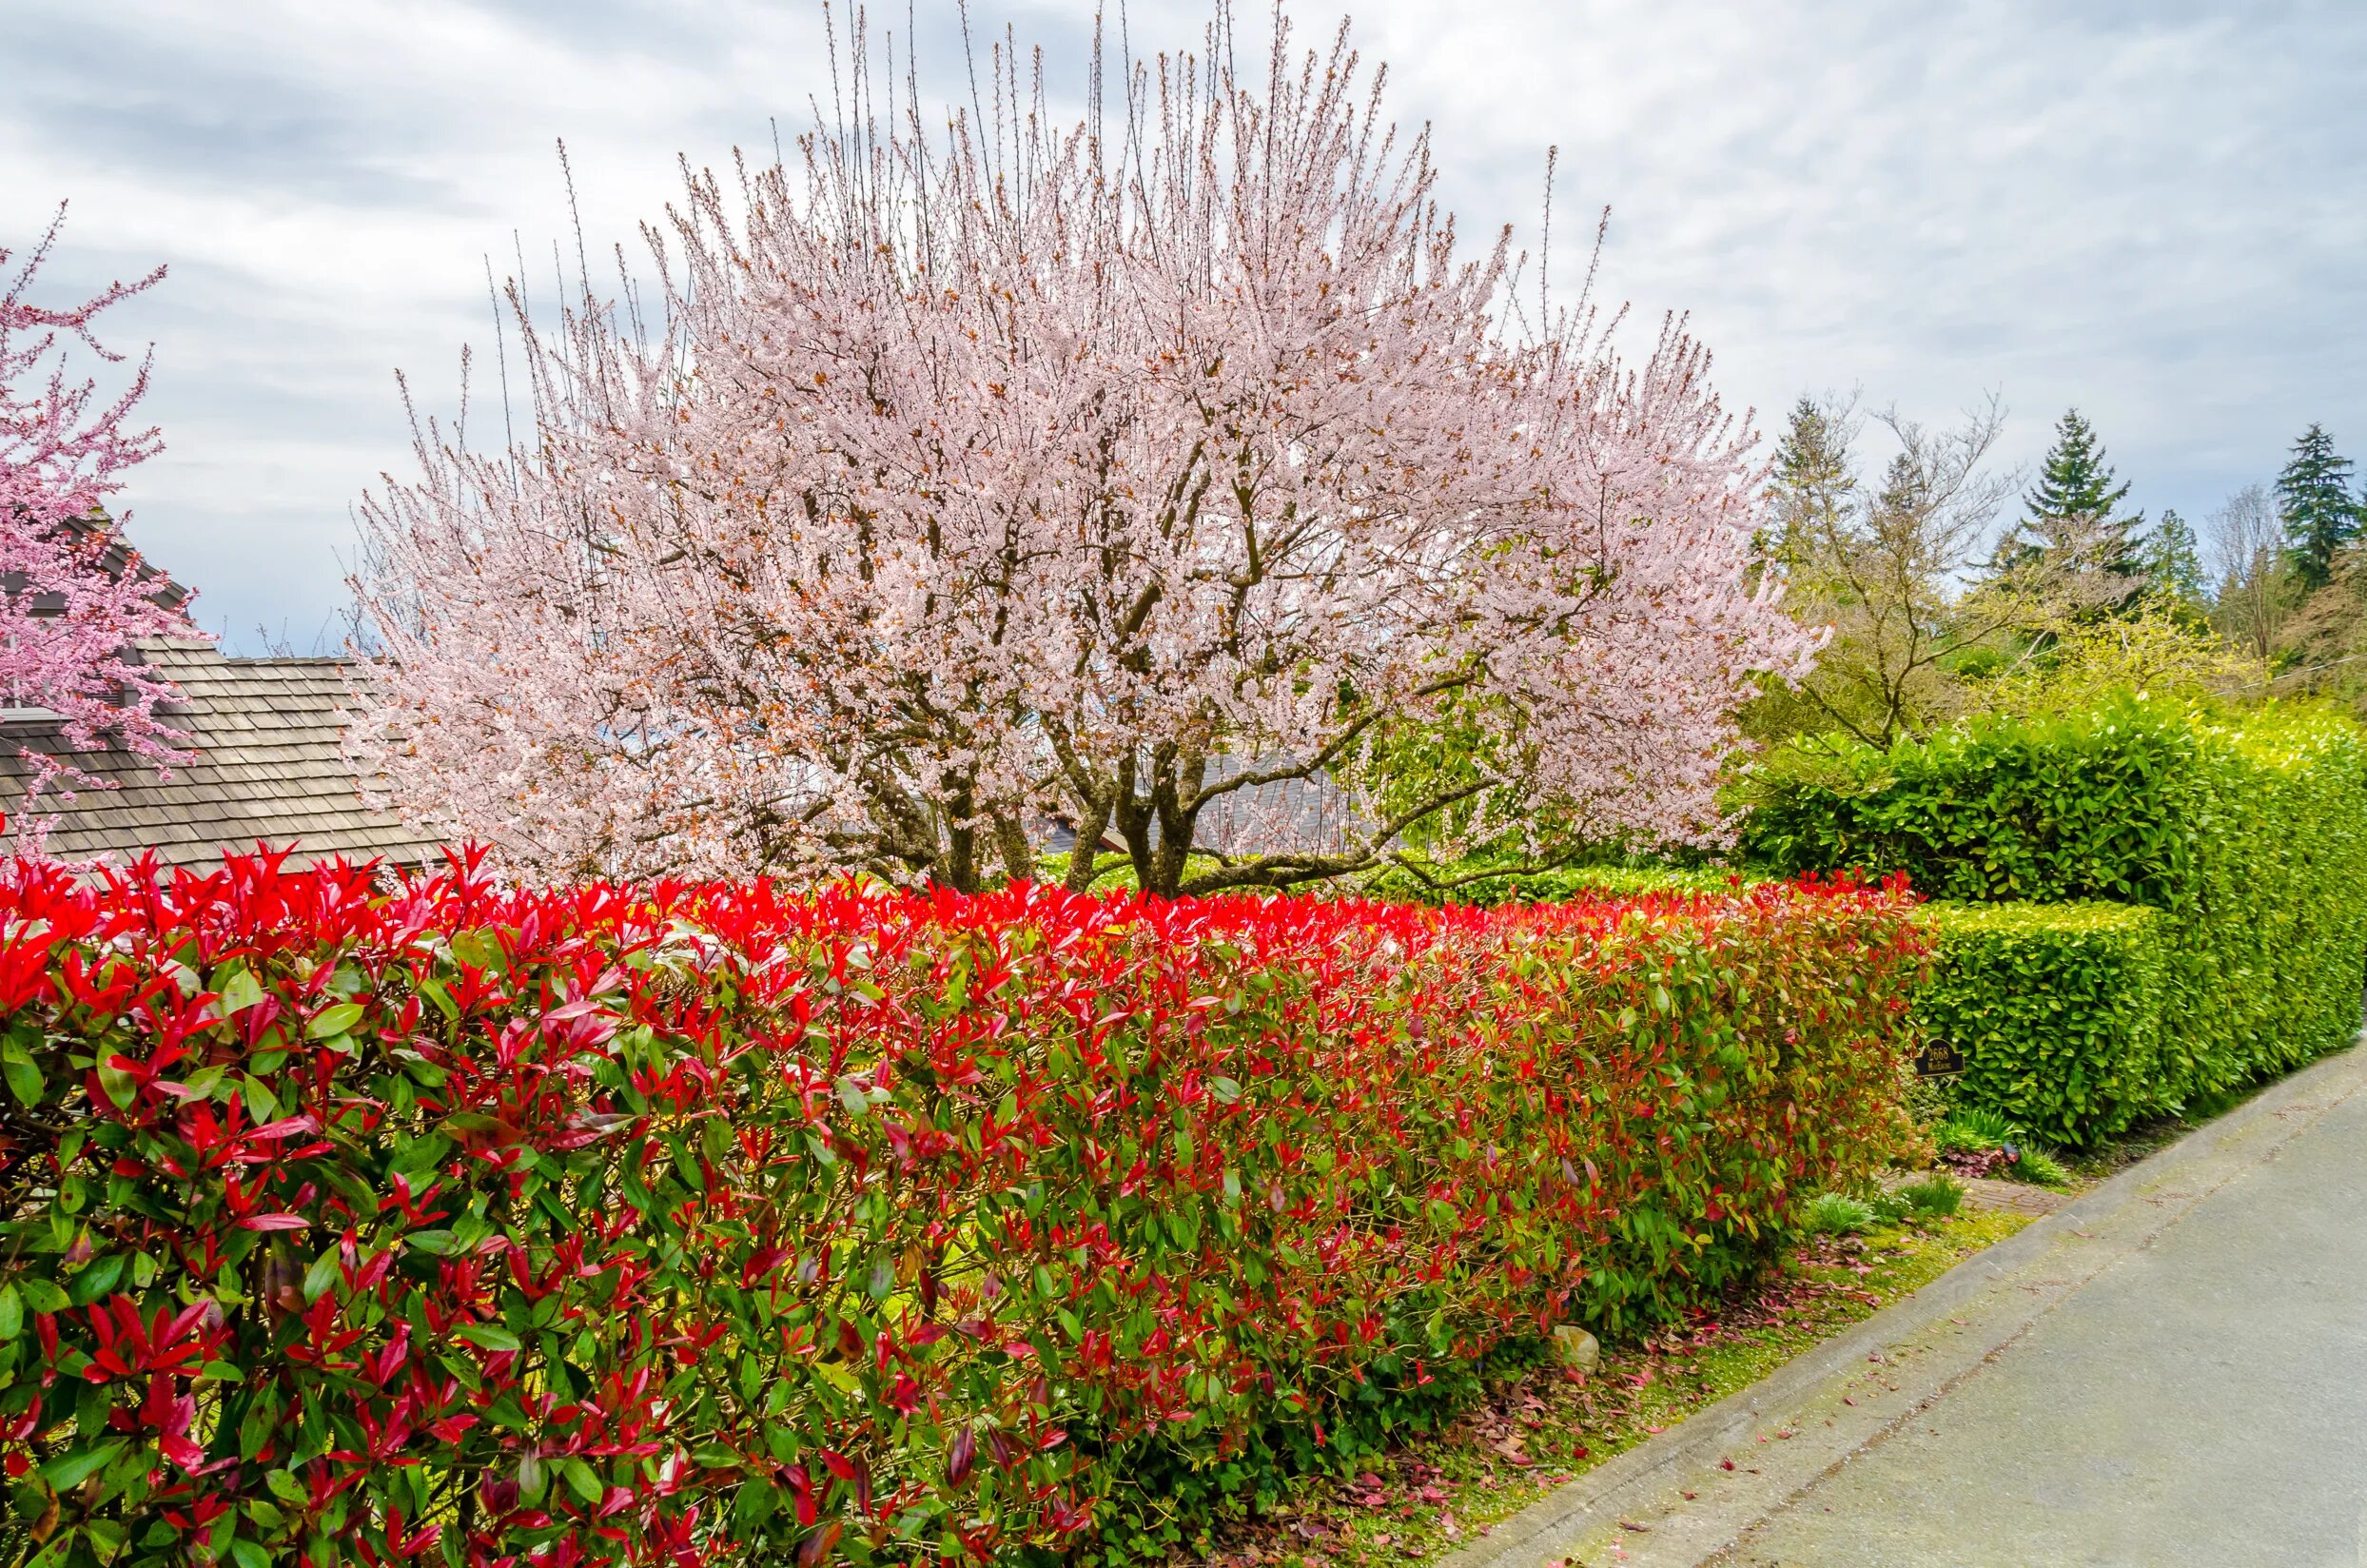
top-left (1189, 1206), bottom-right (2031, 1567)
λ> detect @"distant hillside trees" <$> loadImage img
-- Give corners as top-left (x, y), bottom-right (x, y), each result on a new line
top-left (1755, 394), bottom-right (2140, 749)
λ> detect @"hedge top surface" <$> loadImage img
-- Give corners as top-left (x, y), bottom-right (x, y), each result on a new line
top-left (1743, 695), bottom-right (2202, 905)
top-left (1916, 900), bottom-right (2163, 938)
top-left (1744, 695), bottom-right (2367, 912)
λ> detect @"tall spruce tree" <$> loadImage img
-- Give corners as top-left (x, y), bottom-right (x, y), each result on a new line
top-left (2275, 423), bottom-right (2362, 590)
top-left (2025, 408), bottom-right (2135, 520)
top-left (1768, 395), bottom-right (1857, 568)
top-left (2006, 407), bottom-right (2159, 611)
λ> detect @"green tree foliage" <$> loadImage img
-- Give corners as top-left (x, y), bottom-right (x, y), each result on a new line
top-left (2275, 422), bottom-right (2362, 590)
top-left (1971, 601), bottom-right (2262, 720)
top-left (1751, 394), bottom-right (2145, 751)
top-left (2140, 506), bottom-right (2207, 608)
top-left (1755, 397), bottom-right (2023, 746)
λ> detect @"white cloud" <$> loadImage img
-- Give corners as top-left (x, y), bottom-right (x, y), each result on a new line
top-left (9, 0), bottom-right (2361, 645)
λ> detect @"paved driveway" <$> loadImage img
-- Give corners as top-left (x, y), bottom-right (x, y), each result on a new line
top-left (1440, 1042), bottom-right (2367, 1568)
top-left (1724, 1068), bottom-right (2367, 1567)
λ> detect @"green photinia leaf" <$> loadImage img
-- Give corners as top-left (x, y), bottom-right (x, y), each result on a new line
top-left (307, 1002), bottom-right (367, 1040)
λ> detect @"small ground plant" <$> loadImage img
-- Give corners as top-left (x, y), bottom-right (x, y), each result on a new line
top-left (1804, 1193), bottom-right (1879, 1236)
top-left (2006, 1147), bottom-right (2073, 1187)
top-left (1896, 1174), bottom-right (1966, 1216)
top-left (1935, 1107), bottom-right (2019, 1152)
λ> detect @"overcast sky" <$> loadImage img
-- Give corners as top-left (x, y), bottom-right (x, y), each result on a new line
top-left (9, 0), bottom-right (2361, 651)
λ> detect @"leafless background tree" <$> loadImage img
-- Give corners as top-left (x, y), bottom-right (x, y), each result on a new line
top-left (2204, 482), bottom-right (2293, 661)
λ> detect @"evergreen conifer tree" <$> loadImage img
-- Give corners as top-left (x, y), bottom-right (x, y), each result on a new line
top-left (1768, 395), bottom-right (1857, 569)
top-left (1998, 408), bottom-right (2145, 606)
top-left (2275, 423), bottom-right (2362, 590)
top-left (2025, 408), bottom-right (2134, 519)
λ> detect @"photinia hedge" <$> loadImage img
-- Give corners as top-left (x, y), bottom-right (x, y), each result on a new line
top-left (0, 853), bottom-right (1923, 1566)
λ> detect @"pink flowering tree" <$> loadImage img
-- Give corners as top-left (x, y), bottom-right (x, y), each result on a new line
top-left (355, 9), bottom-right (1819, 895)
top-left (1, 209), bottom-right (194, 849)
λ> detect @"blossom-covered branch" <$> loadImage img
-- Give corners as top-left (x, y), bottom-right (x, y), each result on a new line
top-left (0, 206), bottom-right (194, 849)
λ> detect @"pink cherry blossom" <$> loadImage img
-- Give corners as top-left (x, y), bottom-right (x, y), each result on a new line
top-left (354, 7), bottom-right (1818, 893)
top-left (1, 206), bottom-right (195, 851)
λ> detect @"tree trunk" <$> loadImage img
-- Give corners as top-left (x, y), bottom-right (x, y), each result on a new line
top-left (993, 812), bottom-right (1033, 887)
top-left (943, 779), bottom-right (978, 893)
top-left (1063, 790), bottom-right (1113, 893)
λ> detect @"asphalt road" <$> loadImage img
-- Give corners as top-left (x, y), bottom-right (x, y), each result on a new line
top-left (1440, 1041), bottom-right (2367, 1568)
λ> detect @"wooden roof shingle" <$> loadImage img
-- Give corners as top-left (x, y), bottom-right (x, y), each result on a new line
top-left (0, 637), bottom-right (444, 871)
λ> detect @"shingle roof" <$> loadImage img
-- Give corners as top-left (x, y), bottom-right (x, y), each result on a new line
top-left (0, 637), bottom-right (444, 870)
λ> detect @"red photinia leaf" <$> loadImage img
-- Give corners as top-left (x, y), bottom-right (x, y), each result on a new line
top-left (945, 1425), bottom-right (976, 1488)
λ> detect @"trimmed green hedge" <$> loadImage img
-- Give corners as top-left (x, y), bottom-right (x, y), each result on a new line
top-left (1360, 861), bottom-right (1750, 907)
top-left (1744, 699), bottom-right (2200, 907)
top-left (1750, 696), bottom-right (2367, 1134)
top-left (1916, 902), bottom-right (2168, 1143)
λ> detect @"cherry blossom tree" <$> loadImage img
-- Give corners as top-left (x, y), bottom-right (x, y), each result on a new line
top-left (1, 208), bottom-right (193, 849)
top-left (355, 7), bottom-right (1819, 895)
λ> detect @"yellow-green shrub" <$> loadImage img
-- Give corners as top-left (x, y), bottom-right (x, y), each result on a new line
top-left (1749, 696), bottom-right (2367, 1128)
top-left (1915, 902), bottom-right (2168, 1142)
top-left (1356, 861), bottom-right (1750, 906)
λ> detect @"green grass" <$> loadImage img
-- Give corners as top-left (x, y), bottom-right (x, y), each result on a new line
top-left (1188, 1206), bottom-right (2031, 1567)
